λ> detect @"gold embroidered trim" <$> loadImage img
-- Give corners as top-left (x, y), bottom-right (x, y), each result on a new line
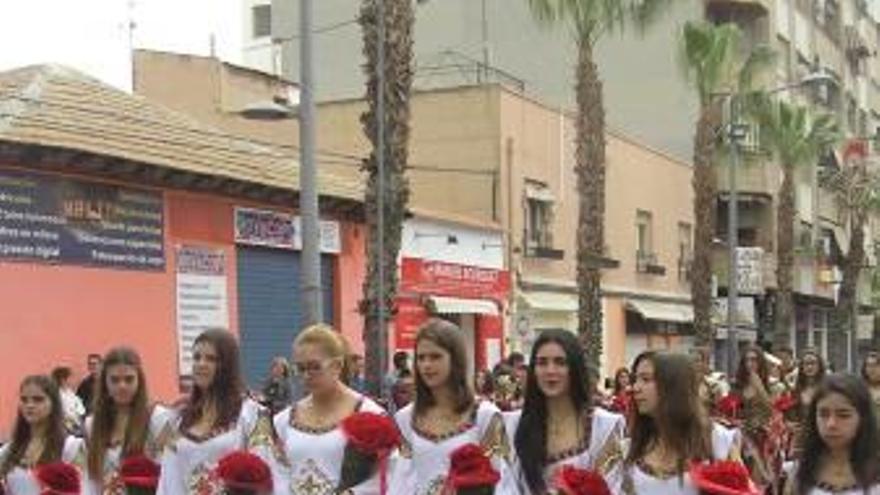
top-left (479, 412), bottom-right (510, 462)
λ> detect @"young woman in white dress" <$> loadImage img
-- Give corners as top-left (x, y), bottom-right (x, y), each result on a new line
top-left (270, 324), bottom-right (387, 495)
top-left (389, 318), bottom-right (519, 494)
top-left (622, 351), bottom-right (744, 495)
top-left (84, 347), bottom-right (171, 495)
top-left (0, 375), bottom-right (85, 494)
top-left (507, 329), bottom-right (625, 494)
top-left (783, 374), bottom-right (880, 495)
top-left (156, 329), bottom-right (275, 494)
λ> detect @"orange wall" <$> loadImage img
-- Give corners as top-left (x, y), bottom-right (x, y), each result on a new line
top-left (336, 222), bottom-right (367, 354)
top-left (0, 166), bottom-right (360, 439)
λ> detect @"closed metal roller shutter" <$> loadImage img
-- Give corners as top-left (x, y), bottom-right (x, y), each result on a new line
top-left (236, 246), bottom-right (335, 386)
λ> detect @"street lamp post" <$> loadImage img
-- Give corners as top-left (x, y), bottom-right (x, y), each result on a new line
top-left (722, 71), bottom-right (833, 376)
top-left (241, 0), bottom-right (323, 327)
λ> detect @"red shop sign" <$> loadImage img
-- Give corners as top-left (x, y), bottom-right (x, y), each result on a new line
top-left (400, 258), bottom-right (509, 302)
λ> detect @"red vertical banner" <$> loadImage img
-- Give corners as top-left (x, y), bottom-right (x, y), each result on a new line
top-left (395, 298), bottom-right (428, 350)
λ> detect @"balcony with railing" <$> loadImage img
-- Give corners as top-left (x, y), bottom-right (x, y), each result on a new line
top-left (704, 0), bottom-right (771, 18)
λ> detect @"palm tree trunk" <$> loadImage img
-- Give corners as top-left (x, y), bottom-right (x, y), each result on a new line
top-left (775, 165), bottom-right (796, 351)
top-left (574, 39), bottom-right (606, 368)
top-left (359, 0), bottom-right (414, 395)
top-left (692, 103), bottom-right (720, 349)
top-left (830, 208), bottom-right (866, 369)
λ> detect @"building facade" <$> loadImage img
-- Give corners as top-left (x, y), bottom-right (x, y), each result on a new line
top-left (0, 64), bottom-right (364, 434)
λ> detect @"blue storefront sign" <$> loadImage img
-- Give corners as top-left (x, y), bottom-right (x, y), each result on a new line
top-left (0, 168), bottom-right (165, 270)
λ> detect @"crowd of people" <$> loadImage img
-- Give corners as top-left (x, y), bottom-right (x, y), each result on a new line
top-left (1, 319), bottom-right (880, 494)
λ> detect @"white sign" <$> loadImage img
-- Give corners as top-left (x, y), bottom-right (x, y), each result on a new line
top-left (858, 315), bottom-right (875, 340)
top-left (713, 297), bottom-right (756, 326)
top-left (176, 246), bottom-right (229, 377)
top-left (736, 247), bottom-right (764, 295)
top-left (234, 207), bottom-right (341, 254)
top-left (485, 339), bottom-right (502, 370)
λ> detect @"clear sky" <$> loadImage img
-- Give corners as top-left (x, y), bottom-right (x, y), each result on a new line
top-left (0, 0), bottom-right (242, 91)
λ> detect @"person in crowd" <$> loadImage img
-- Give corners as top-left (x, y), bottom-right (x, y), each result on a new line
top-left (84, 347), bottom-right (171, 495)
top-left (77, 353), bottom-right (102, 414)
top-left (491, 363), bottom-right (523, 412)
top-left (728, 346), bottom-right (776, 485)
top-left (776, 346), bottom-right (798, 390)
top-left (508, 329), bottom-right (625, 494)
top-left (622, 351), bottom-right (744, 494)
top-left (862, 350), bottom-right (880, 431)
top-left (347, 353), bottom-right (368, 394)
top-left (608, 366), bottom-right (634, 426)
top-left (506, 352), bottom-right (528, 392)
top-left (391, 369), bottom-right (415, 413)
top-left (475, 369), bottom-right (492, 400)
top-left (0, 375), bottom-right (85, 494)
top-left (261, 357), bottom-right (292, 415)
top-left (789, 349), bottom-right (828, 457)
top-left (784, 374), bottom-right (880, 494)
top-left (690, 347), bottom-right (725, 417)
top-left (156, 329), bottom-right (275, 494)
top-left (383, 351), bottom-right (410, 400)
top-left (51, 366), bottom-right (86, 435)
top-left (388, 318), bottom-right (518, 494)
top-left (269, 325), bottom-right (387, 494)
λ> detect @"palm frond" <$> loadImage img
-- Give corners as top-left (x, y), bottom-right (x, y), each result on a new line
top-left (738, 44), bottom-right (776, 93)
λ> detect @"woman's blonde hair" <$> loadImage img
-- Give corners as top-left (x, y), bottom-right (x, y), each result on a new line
top-left (294, 324), bottom-right (352, 381)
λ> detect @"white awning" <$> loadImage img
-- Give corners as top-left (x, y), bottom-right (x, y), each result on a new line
top-left (626, 299), bottom-right (693, 323)
top-left (519, 291), bottom-right (578, 312)
top-left (429, 296), bottom-right (499, 315)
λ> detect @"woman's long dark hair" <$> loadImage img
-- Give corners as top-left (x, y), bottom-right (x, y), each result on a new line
top-left (795, 349), bottom-right (827, 396)
top-left (514, 329), bottom-right (592, 493)
top-left (413, 318), bottom-right (474, 416)
top-left (0, 376), bottom-right (67, 476)
top-left (613, 367), bottom-right (631, 395)
top-left (795, 374), bottom-right (880, 494)
top-left (180, 329), bottom-right (245, 431)
top-left (87, 347), bottom-right (152, 479)
top-left (626, 352), bottom-right (712, 473)
top-left (734, 345), bottom-right (769, 393)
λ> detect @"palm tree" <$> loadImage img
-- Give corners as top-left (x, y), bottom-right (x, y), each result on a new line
top-left (753, 100), bottom-right (838, 351)
top-left (526, 0), bottom-right (678, 366)
top-left (359, 0), bottom-right (414, 394)
top-left (680, 22), bottom-right (774, 350)
top-left (822, 142), bottom-right (879, 367)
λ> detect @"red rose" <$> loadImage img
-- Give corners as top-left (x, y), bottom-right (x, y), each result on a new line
top-left (716, 394), bottom-right (741, 421)
top-left (340, 412), bottom-right (401, 455)
top-left (35, 462), bottom-right (80, 495)
top-left (119, 454), bottom-right (160, 489)
top-left (448, 444), bottom-right (500, 489)
top-left (214, 451), bottom-right (272, 493)
top-left (689, 461), bottom-right (760, 495)
top-left (773, 393), bottom-right (797, 414)
top-left (554, 465), bottom-right (611, 495)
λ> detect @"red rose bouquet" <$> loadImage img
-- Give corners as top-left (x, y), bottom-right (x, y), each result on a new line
top-left (689, 460), bottom-right (760, 495)
top-left (773, 393), bottom-right (797, 414)
top-left (716, 394), bottom-right (742, 423)
top-left (338, 412), bottom-right (401, 494)
top-left (446, 443), bottom-right (499, 495)
top-left (214, 451), bottom-right (272, 495)
top-left (35, 462), bottom-right (80, 495)
top-left (119, 454), bottom-right (161, 495)
top-left (552, 465), bottom-right (611, 495)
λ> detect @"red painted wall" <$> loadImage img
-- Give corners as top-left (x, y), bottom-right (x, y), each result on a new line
top-left (0, 166), bottom-right (359, 439)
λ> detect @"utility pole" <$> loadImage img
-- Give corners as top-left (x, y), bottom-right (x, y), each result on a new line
top-left (299, 0), bottom-right (323, 325)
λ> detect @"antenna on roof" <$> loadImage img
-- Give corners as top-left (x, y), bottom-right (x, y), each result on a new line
top-left (209, 33), bottom-right (217, 58)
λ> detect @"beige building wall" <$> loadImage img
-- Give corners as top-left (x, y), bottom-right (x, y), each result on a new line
top-left (133, 50), bottom-right (300, 149)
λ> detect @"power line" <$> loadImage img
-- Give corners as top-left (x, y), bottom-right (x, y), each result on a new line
top-left (273, 18), bottom-right (359, 42)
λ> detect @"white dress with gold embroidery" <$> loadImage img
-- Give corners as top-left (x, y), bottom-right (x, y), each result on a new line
top-left (156, 398), bottom-right (275, 495)
top-left (388, 400), bottom-right (519, 495)
top-left (0, 436), bottom-right (85, 495)
top-left (621, 422), bottom-right (741, 495)
top-left (782, 461), bottom-right (880, 495)
top-left (505, 407), bottom-right (625, 494)
top-left (83, 404), bottom-right (172, 495)
top-left (270, 396), bottom-right (386, 495)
